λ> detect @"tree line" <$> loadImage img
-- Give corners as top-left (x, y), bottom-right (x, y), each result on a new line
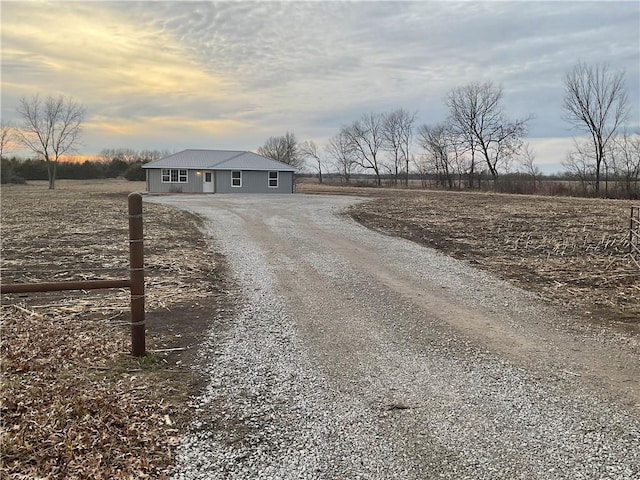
top-left (257, 62), bottom-right (638, 199)
top-left (0, 148), bottom-right (169, 185)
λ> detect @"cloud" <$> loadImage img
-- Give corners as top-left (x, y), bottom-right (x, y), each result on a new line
top-left (2, 0), bottom-right (638, 158)
top-left (87, 114), bottom-right (248, 138)
top-left (2, 2), bottom-right (235, 108)
top-left (527, 137), bottom-right (577, 172)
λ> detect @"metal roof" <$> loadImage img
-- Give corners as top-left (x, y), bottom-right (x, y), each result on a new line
top-left (142, 149), bottom-right (297, 172)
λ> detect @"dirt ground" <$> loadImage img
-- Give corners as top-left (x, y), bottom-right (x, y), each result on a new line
top-left (1, 180), bottom-right (229, 479)
top-left (147, 191), bottom-right (640, 478)
top-left (2, 179), bottom-right (638, 478)
top-left (299, 182), bottom-right (640, 329)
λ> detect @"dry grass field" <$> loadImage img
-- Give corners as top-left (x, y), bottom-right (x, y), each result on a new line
top-left (1, 180), bottom-right (227, 479)
top-left (299, 182), bottom-right (640, 328)
top-left (2, 179), bottom-right (638, 478)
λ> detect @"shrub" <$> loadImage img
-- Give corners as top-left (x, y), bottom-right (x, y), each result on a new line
top-left (123, 162), bottom-right (146, 181)
top-left (0, 158), bottom-right (26, 184)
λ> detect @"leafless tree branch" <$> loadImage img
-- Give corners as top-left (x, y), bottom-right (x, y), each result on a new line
top-left (563, 62), bottom-right (629, 195)
top-left (257, 131), bottom-right (304, 169)
top-left (342, 113), bottom-right (385, 186)
top-left (446, 82), bottom-right (530, 187)
top-left (15, 94), bottom-right (86, 189)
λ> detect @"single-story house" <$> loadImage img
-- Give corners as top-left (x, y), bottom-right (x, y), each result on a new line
top-left (142, 149), bottom-right (297, 194)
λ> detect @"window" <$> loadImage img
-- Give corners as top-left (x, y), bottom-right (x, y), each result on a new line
top-left (268, 171), bottom-right (278, 188)
top-left (161, 169), bottom-right (188, 183)
top-left (231, 171), bottom-right (242, 187)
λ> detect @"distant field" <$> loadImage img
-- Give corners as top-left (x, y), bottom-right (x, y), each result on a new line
top-left (296, 175), bottom-right (639, 198)
top-left (298, 182), bottom-right (640, 328)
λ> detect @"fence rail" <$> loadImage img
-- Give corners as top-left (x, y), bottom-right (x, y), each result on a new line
top-left (0, 193), bottom-right (145, 356)
top-left (0, 279), bottom-right (132, 294)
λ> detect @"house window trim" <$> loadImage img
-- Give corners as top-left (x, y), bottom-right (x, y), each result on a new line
top-left (231, 170), bottom-right (242, 188)
top-left (161, 169), bottom-right (188, 183)
top-left (268, 171), bottom-right (279, 188)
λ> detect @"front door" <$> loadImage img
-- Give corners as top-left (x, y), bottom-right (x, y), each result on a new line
top-left (203, 171), bottom-right (214, 193)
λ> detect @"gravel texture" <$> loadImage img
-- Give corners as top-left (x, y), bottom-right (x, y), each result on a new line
top-left (146, 193), bottom-right (640, 480)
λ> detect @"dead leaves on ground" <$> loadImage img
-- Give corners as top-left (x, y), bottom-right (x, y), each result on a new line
top-left (1, 304), bottom-right (180, 479)
top-left (1, 180), bottom-right (218, 479)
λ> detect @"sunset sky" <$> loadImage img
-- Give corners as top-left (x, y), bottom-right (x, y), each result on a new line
top-left (1, 1), bottom-right (639, 173)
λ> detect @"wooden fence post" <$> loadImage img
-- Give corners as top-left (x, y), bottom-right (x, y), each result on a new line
top-left (128, 193), bottom-right (145, 357)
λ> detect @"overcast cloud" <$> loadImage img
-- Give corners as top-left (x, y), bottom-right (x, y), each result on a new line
top-left (1, 1), bottom-right (638, 172)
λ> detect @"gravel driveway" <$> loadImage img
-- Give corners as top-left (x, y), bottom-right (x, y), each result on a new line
top-left (146, 193), bottom-right (639, 480)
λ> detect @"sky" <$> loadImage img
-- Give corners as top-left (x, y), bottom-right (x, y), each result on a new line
top-left (1, 0), bottom-right (639, 173)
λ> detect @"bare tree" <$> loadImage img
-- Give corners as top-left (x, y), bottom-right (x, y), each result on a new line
top-left (100, 148), bottom-right (171, 166)
top-left (300, 140), bottom-right (324, 183)
top-left (418, 123), bottom-right (455, 189)
top-left (610, 130), bottom-right (640, 198)
top-left (517, 143), bottom-right (541, 193)
top-left (446, 85), bottom-right (480, 187)
top-left (446, 82), bottom-right (529, 187)
top-left (383, 109), bottom-right (416, 186)
top-left (15, 94), bottom-right (86, 189)
top-left (413, 153), bottom-right (432, 188)
top-left (327, 130), bottom-right (357, 183)
top-left (139, 149), bottom-right (171, 163)
top-left (449, 138), bottom-right (468, 190)
top-left (343, 113), bottom-right (385, 186)
top-left (257, 131), bottom-right (304, 168)
top-left (562, 140), bottom-right (597, 194)
top-left (100, 148), bottom-right (139, 163)
top-left (563, 62), bottom-right (629, 195)
top-left (0, 121), bottom-right (14, 159)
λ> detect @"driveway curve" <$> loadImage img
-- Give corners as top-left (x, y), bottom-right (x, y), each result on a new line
top-left (146, 193), bottom-right (639, 480)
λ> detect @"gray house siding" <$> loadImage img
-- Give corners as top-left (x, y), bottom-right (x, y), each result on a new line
top-left (215, 170), bottom-right (294, 194)
top-left (146, 169), bottom-right (294, 194)
top-left (143, 150), bottom-right (297, 194)
top-left (146, 169), bottom-right (203, 193)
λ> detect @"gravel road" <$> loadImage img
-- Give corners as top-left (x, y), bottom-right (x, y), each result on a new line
top-left (146, 193), bottom-right (639, 480)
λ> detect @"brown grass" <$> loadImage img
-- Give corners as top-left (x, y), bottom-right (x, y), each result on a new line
top-left (299, 182), bottom-right (640, 328)
top-left (1, 180), bottom-right (224, 479)
top-left (3, 179), bottom-right (637, 477)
